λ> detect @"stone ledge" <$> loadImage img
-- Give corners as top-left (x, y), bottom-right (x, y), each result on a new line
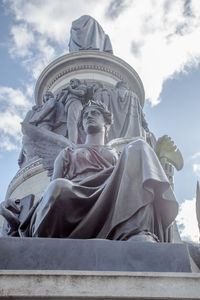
top-left (0, 238), bottom-right (192, 272)
top-left (0, 270), bottom-right (200, 299)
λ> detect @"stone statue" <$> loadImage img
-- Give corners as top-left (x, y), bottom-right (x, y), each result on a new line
top-left (29, 91), bottom-right (57, 131)
top-left (18, 91), bottom-right (63, 168)
top-left (68, 15), bottom-right (113, 54)
top-left (1, 101), bottom-right (178, 242)
top-left (56, 78), bottom-right (88, 144)
top-left (18, 104), bottom-right (42, 167)
top-left (93, 82), bottom-right (110, 107)
top-left (104, 81), bottom-right (149, 141)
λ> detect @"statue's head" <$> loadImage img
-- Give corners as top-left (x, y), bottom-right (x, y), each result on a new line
top-left (93, 82), bottom-right (103, 92)
top-left (115, 81), bottom-right (128, 89)
top-left (43, 91), bottom-right (54, 103)
top-left (79, 101), bottom-right (112, 135)
top-left (70, 78), bottom-right (81, 89)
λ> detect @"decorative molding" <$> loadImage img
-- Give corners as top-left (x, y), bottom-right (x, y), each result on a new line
top-left (35, 51), bottom-right (145, 107)
top-left (6, 159), bottom-right (44, 199)
top-left (46, 64), bottom-right (124, 91)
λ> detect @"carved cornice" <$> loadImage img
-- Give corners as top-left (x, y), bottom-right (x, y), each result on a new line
top-left (6, 159), bottom-right (44, 199)
top-left (35, 51), bottom-right (145, 107)
top-left (46, 64), bottom-right (124, 91)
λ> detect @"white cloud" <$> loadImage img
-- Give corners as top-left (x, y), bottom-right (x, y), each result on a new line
top-left (193, 164), bottom-right (200, 177)
top-left (190, 153), bottom-right (200, 176)
top-left (0, 135), bottom-right (19, 151)
top-left (3, 0), bottom-right (200, 105)
top-left (176, 197), bottom-right (199, 242)
top-left (0, 86), bottom-right (30, 107)
top-left (0, 86), bottom-right (32, 151)
top-left (19, 37), bottom-right (56, 79)
top-left (10, 24), bottom-right (34, 57)
top-left (191, 152), bottom-right (200, 159)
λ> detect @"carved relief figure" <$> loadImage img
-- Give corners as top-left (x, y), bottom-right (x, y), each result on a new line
top-left (93, 82), bottom-right (110, 107)
top-left (107, 81), bottom-right (149, 141)
top-left (29, 91), bottom-right (57, 131)
top-left (1, 102), bottom-right (178, 242)
top-left (57, 78), bottom-right (87, 144)
top-left (18, 104), bottom-right (42, 167)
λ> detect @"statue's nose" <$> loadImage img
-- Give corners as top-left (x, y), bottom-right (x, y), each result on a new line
top-left (87, 112), bottom-right (93, 117)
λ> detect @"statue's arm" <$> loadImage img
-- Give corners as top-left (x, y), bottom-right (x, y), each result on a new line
top-left (68, 86), bottom-right (87, 97)
top-left (56, 89), bottom-right (69, 103)
top-left (141, 112), bottom-right (149, 132)
top-left (18, 148), bottom-right (25, 167)
top-left (34, 100), bottom-right (56, 124)
top-left (0, 199), bottom-right (21, 235)
top-left (52, 150), bottom-right (66, 180)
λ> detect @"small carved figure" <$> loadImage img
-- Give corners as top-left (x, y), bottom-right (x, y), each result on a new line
top-left (57, 78), bottom-right (88, 144)
top-left (18, 104), bottom-right (42, 167)
top-left (30, 91), bottom-right (57, 131)
top-left (106, 81), bottom-right (149, 141)
top-left (1, 102), bottom-right (178, 242)
top-left (93, 82), bottom-right (110, 107)
top-left (69, 15), bottom-right (113, 54)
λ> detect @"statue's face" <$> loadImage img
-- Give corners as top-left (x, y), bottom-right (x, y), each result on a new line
top-left (43, 94), bottom-right (49, 103)
top-left (70, 79), bottom-right (79, 89)
top-left (43, 93), bottom-right (53, 103)
top-left (82, 106), bottom-right (105, 134)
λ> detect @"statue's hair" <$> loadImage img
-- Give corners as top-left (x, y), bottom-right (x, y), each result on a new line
top-left (43, 91), bottom-right (54, 99)
top-left (79, 100), bottom-right (113, 130)
top-left (70, 78), bottom-right (81, 85)
top-left (115, 81), bottom-right (128, 89)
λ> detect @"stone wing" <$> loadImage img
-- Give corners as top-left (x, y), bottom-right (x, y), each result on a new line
top-left (155, 135), bottom-right (184, 171)
top-left (21, 122), bottom-right (73, 177)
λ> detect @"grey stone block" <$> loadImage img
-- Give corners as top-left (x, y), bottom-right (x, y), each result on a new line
top-left (0, 237), bottom-right (192, 272)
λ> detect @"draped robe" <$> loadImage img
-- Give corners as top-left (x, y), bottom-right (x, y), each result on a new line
top-left (19, 139), bottom-right (178, 242)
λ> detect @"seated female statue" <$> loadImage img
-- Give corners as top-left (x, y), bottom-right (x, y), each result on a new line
top-left (1, 101), bottom-right (178, 242)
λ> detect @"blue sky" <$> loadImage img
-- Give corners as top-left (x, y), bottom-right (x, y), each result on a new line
top-left (0, 0), bottom-right (200, 241)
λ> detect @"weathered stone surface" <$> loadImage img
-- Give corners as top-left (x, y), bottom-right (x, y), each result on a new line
top-left (0, 270), bottom-right (200, 299)
top-left (0, 237), bottom-right (191, 272)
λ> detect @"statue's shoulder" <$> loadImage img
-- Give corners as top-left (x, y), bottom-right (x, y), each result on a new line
top-left (78, 83), bottom-right (88, 91)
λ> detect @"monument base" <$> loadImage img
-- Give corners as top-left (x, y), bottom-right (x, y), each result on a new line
top-left (0, 237), bottom-right (192, 272)
top-left (0, 270), bottom-right (200, 299)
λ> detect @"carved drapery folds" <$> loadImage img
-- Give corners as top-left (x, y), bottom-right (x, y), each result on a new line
top-left (69, 15), bottom-right (113, 54)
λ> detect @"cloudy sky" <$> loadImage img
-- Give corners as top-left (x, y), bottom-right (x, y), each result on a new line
top-left (0, 0), bottom-right (200, 241)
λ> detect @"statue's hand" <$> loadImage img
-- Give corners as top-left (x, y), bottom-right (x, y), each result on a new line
top-left (0, 199), bottom-right (21, 231)
top-left (18, 157), bottom-right (23, 167)
top-left (29, 120), bottom-right (39, 126)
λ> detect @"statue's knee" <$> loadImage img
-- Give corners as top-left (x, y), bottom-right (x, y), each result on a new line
top-left (127, 138), bottom-right (146, 151)
top-left (45, 179), bottom-right (65, 200)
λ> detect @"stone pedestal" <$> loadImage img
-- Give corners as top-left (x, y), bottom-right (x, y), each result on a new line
top-left (0, 238), bottom-right (192, 272)
top-left (1, 237), bottom-right (199, 299)
top-left (0, 270), bottom-right (200, 299)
